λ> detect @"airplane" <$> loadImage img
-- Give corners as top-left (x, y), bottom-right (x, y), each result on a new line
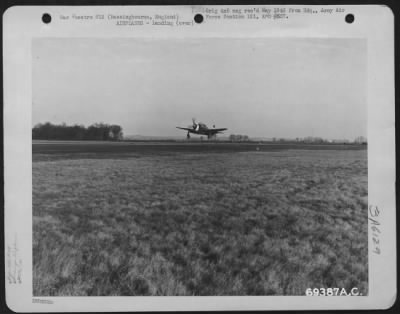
top-left (176, 118), bottom-right (228, 139)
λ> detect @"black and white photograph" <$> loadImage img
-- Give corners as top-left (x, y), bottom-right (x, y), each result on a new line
top-left (31, 37), bottom-right (368, 296)
top-left (3, 4), bottom-right (395, 311)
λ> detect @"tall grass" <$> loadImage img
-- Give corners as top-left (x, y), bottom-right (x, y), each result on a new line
top-left (33, 150), bottom-right (367, 295)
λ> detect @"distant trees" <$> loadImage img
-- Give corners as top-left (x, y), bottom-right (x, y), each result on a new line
top-left (110, 125), bottom-right (123, 141)
top-left (32, 122), bottom-right (123, 141)
top-left (303, 136), bottom-right (326, 144)
top-left (229, 134), bottom-right (249, 142)
top-left (354, 136), bottom-right (367, 144)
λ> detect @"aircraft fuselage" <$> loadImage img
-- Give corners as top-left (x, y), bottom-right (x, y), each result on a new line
top-left (176, 121), bottom-right (227, 139)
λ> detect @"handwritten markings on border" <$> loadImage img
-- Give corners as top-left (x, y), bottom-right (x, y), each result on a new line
top-left (368, 205), bottom-right (381, 255)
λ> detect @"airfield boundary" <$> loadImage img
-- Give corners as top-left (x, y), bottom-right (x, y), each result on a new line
top-left (33, 140), bottom-right (367, 156)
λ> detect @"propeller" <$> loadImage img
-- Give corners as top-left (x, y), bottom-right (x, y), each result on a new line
top-left (192, 117), bottom-right (197, 129)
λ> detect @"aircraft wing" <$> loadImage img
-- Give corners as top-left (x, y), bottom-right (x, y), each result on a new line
top-left (209, 128), bottom-right (228, 133)
top-left (176, 127), bottom-right (193, 131)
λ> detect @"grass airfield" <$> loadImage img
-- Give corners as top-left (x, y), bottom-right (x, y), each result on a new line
top-left (33, 141), bottom-right (368, 296)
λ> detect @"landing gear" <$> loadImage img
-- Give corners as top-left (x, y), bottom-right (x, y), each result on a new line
top-left (187, 132), bottom-right (190, 139)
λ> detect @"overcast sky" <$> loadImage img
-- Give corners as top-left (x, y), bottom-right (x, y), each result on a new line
top-left (33, 38), bottom-right (366, 139)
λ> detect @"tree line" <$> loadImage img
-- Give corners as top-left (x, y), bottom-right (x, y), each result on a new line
top-left (229, 134), bottom-right (250, 142)
top-left (32, 122), bottom-right (123, 141)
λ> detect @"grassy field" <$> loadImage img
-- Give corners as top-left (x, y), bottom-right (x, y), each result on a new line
top-left (33, 148), bottom-right (368, 296)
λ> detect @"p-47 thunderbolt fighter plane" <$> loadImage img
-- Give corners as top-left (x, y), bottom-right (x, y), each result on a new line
top-left (177, 118), bottom-right (228, 139)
